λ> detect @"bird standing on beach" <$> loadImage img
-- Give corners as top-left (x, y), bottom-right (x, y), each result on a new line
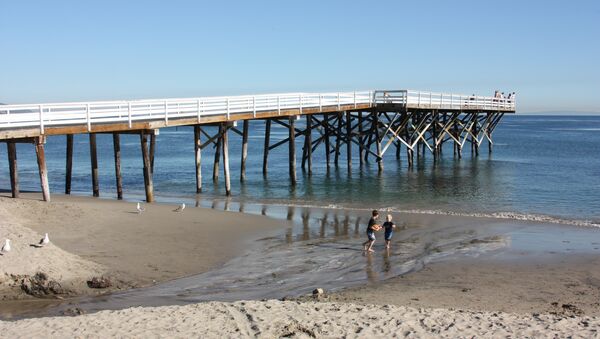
top-left (173, 203), bottom-right (185, 212)
top-left (1, 239), bottom-right (11, 253)
top-left (137, 202), bottom-right (145, 214)
top-left (39, 233), bottom-right (50, 246)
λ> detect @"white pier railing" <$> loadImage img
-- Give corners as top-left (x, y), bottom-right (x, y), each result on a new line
top-left (0, 91), bottom-right (373, 133)
top-left (0, 90), bottom-right (515, 134)
top-left (373, 90), bottom-right (515, 111)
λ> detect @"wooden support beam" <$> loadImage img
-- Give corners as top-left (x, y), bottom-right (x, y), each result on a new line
top-left (374, 113), bottom-right (383, 172)
top-left (324, 114), bottom-right (331, 169)
top-left (346, 111), bottom-right (352, 171)
top-left (306, 115), bottom-right (312, 175)
top-left (263, 119), bottom-right (271, 177)
top-left (213, 124), bottom-right (222, 181)
top-left (7, 141), bottom-right (19, 198)
top-left (89, 133), bottom-right (99, 197)
top-left (334, 113), bottom-right (342, 167)
top-left (35, 137), bottom-right (51, 202)
top-left (240, 120), bottom-right (249, 182)
top-left (140, 132), bottom-right (154, 202)
top-left (358, 112), bottom-right (365, 167)
top-left (222, 124), bottom-right (231, 196)
top-left (288, 116), bottom-right (297, 186)
top-left (113, 133), bottom-right (123, 200)
top-left (194, 125), bottom-right (202, 193)
top-left (150, 132), bottom-right (156, 175)
top-left (65, 134), bottom-right (73, 194)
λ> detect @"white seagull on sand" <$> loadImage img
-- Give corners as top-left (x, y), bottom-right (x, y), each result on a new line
top-left (1, 239), bottom-right (11, 253)
top-left (173, 203), bottom-right (186, 212)
top-left (39, 233), bottom-right (50, 246)
top-left (137, 202), bottom-right (145, 214)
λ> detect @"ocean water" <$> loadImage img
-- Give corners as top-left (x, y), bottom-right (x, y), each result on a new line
top-left (0, 115), bottom-right (599, 223)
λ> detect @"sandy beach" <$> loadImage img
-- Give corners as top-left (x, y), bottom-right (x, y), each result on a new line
top-left (2, 194), bottom-right (600, 336)
top-left (0, 193), bottom-right (283, 304)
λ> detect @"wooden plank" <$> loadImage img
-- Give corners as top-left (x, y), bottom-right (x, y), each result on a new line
top-left (222, 124), bottom-right (231, 196)
top-left (89, 133), bottom-right (99, 197)
top-left (194, 125), bottom-right (202, 193)
top-left (140, 132), bottom-right (154, 202)
top-left (65, 134), bottom-right (73, 194)
top-left (7, 141), bottom-right (19, 198)
top-left (35, 137), bottom-right (50, 202)
top-left (262, 119), bottom-right (271, 176)
top-left (240, 120), bottom-right (249, 182)
top-left (288, 116), bottom-right (296, 186)
top-left (113, 133), bottom-right (123, 200)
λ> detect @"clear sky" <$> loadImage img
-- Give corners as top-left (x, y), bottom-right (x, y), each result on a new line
top-left (1, 0), bottom-right (599, 112)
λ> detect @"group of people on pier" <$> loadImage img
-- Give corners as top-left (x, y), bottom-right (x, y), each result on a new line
top-left (494, 90), bottom-right (516, 101)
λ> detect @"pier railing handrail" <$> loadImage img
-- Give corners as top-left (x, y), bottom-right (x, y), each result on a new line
top-left (0, 91), bottom-right (373, 134)
top-left (0, 90), bottom-right (515, 134)
top-left (372, 90), bottom-right (516, 111)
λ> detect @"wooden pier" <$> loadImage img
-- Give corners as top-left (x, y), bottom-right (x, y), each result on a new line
top-left (0, 90), bottom-right (515, 202)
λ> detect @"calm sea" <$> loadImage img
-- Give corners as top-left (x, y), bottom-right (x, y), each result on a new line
top-left (1, 115), bottom-right (599, 223)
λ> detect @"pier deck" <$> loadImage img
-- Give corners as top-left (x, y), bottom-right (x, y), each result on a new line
top-left (0, 89), bottom-right (515, 202)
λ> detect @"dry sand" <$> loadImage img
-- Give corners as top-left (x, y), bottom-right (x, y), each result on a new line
top-left (0, 193), bottom-right (283, 301)
top-left (1, 299), bottom-right (598, 338)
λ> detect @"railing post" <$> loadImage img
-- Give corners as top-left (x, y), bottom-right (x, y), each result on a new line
top-left (86, 104), bottom-right (91, 131)
top-left (299, 94), bottom-right (303, 114)
top-left (164, 100), bottom-right (169, 126)
top-left (253, 96), bottom-right (256, 117)
top-left (337, 92), bottom-right (340, 110)
top-left (277, 95), bottom-right (281, 115)
top-left (440, 93), bottom-right (443, 108)
top-left (418, 92), bottom-right (421, 107)
top-left (353, 91), bottom-right (357, 108)
top-left (128, 102), bottom-right (132, 128)
top-left (39, 105), bottom-right (44, 134)
top-left (197, 99), bottom-right (201, 123)
top-left (226, 98), bottom-right (230, 120)
top-left (319, 94), bottom-right (322, 111)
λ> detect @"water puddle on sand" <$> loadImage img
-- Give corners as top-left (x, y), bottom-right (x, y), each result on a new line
top-left (5, 205), bottom-right (517, 319)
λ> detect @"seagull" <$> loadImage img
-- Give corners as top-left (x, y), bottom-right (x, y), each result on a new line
top-left (136, 202), bottom-right (145, 214)
top-left (1, 239), bottom-right (10, 253)
top-left (39, 233), bottom-right (50, 246)
top-left (173, 203), bottom-right (186, 212)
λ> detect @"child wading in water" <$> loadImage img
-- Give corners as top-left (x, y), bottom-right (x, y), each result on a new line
top-left (362, 210), bottom-right (381, 252)
top-left (383, 214), bottom-right (397, 249)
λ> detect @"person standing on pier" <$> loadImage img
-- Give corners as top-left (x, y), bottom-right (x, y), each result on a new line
top-left (362, 210), bottom-right (381, 252)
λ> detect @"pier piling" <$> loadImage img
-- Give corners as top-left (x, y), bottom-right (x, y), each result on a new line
top-left (89, 133), bottom-right (99, 197)
top-left (113, 133), bottom-right (123, 200)
top-left (65, 134), bottom-right (73, 194)
top-left (7, 141), bottom-right (19, 198)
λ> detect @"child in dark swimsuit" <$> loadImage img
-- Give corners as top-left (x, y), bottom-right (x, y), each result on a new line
top-left (362, 210), bottom-right (380, 252)
top-left (383, 214), bottom-right (396, 249)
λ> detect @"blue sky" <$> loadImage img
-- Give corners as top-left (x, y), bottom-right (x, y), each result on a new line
top-left (1, 0), bottom-right (599, 112)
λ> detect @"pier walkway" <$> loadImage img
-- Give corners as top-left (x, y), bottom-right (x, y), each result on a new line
top-left (0, 89), bottom-right (515, 202)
